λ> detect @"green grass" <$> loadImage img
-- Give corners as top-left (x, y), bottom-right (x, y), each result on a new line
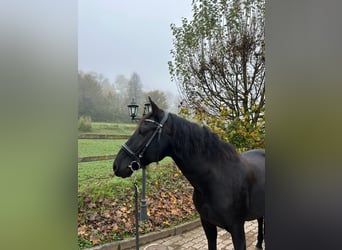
top-left (78, 158), bottom-right (174, 193)
top-left (78, 139), bottom-right (126, 157)
top-left (80, 122), bottom-right (137, 135)
top-left (78, 122), bottom-right (135, 157)
top-left (78, 121), bottom-right (174, 199)
top-left (78, 160), bottom-right (114, 191)
top-left (78, 159), bottom-right (177, 213)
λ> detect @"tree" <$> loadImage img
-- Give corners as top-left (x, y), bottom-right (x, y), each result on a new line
top-left (168, 0), bottom-right (265, 149)
top-left (127, 72), bottom-right (144, 106)
top-left (78, 71), bottom-right (103, 120)
top-left (78, 72), bottom-right (115, 122)
top-left (78, 70), bottom-right (175, 123)
top-left (112, 75), bottom-right (131, 122)
top-left (144, 90), bottom-right (169, 110)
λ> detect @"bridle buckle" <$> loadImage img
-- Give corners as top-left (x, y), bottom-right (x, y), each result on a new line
top-left (128, 160), bottom-right (141, 172)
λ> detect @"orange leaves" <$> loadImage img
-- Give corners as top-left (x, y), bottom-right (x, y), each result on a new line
top-left (112, 224), bottom-right (118, 231)
top-left (195, 109), bottom-right (265, 150)
top-left (78, 225), bottom-right (87, 236)
top-left (89, 236), bottom-right (101, 245)
top-left (146, 186), bottom-right (196, 229)
top-left (78, 165), bottom-right (198, 247)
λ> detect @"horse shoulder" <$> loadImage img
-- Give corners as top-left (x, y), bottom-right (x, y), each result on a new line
top-left (192, 178), bottom-right (239, 227)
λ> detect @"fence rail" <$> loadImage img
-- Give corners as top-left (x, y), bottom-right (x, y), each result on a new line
top-left (78, 134), bottom-right (129, 163)
top-left (78, 154), bottom-right (117, 163)
top-left (78, 134), bottom-right (130, 139)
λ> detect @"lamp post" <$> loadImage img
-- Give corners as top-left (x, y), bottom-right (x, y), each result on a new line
top-left (127, 98), bottom-right (151, 122)
top-left (127, 98), bottom-right (150, 221)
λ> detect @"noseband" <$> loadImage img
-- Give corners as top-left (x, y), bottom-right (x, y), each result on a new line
top-left (121, 112), bottom-right (169, 173)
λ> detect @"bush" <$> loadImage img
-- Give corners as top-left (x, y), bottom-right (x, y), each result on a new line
top-left (179, 107), bottom-right (265, 151)
top-left (78, 116), bottom-right (92, 132)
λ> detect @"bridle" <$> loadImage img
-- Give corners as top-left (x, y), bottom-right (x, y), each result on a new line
top-left (121, 112), bottom-right (169, 173)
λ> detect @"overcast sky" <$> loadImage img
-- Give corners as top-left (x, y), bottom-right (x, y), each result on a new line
top-left (78, 0), bottom-right (193, 96)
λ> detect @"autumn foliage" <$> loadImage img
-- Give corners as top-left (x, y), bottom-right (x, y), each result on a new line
top-left (180, 106), bottom-right (265, 151)
top-left (78, 164), bottom-right (197, 248)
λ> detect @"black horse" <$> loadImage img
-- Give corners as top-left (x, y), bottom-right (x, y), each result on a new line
top-left (113, 98), bottom-right (265, 250)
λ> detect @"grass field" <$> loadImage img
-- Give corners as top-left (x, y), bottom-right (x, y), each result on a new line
top-left (78, 122), bottom-right (133, 157)
top-left (78, 158), bottom-right (173, 193)
top-left (80, 122), bottom-right (137, 135)
top-left (78, 122), bottom-right (173, 193)
top-left (78, 139), bottom-right (126, 157)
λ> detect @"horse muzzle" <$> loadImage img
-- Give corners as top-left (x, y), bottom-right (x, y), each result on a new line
top-left (113, 160), bottom-right (141, 178)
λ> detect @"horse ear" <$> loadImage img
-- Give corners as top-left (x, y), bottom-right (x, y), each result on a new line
top-left (148, 96), bottom-right (160, 116)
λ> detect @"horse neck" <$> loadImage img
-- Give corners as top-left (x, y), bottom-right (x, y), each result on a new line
top-left (167, 114), bottom-right (239, 190)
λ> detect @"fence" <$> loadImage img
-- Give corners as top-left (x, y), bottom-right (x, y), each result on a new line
top-left (78, 134), bottom-right (130, 163)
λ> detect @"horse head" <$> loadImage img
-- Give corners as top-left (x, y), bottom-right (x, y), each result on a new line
top-left (113, 97), bottom-right (171, 178)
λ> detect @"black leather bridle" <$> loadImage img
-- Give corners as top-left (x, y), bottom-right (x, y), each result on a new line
top-left (121, 112), bottom-right (169, 173)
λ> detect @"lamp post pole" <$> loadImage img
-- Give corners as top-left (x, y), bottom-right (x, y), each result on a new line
top-left (140, 169), bottom-right (147, 221)
top-left (127, 98), bottom-right (151, 221)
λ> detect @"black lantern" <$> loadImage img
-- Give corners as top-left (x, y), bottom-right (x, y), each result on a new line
top-left (143, 101), bottom-right (151, 116)
top-left (127, 98), bottom-right (139, 121)
top-left (128, 98), bottom-right (151, 121)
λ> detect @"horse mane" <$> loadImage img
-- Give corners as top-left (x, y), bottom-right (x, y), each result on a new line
top-left (170, 113), bottom-right (240, 162)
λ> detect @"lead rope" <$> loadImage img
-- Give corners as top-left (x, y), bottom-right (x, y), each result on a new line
top-left (133, 173), bottom-right (139, 250)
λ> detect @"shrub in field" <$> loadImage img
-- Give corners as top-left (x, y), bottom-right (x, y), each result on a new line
top-left (78, 116), bottom-right (92, 132)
